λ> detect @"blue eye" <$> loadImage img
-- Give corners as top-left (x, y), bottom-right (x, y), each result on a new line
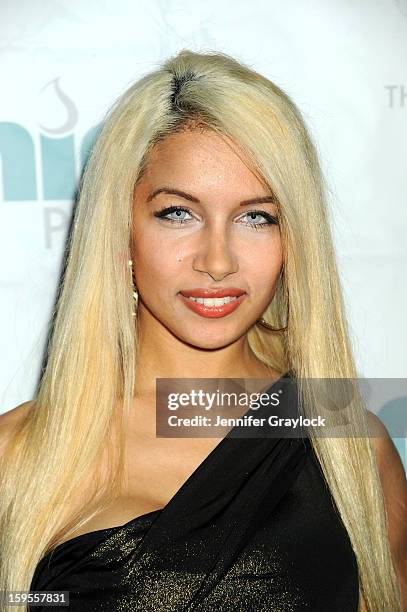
top-left (153, 205), bottom-right (279, 229)
top-left (154, 206), bottom-right (193, 224)
top-left (242, 211), bottom-right (278, 229)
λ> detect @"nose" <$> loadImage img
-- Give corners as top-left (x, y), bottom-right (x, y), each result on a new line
top-left (192, 224), bottom-right (239, 282)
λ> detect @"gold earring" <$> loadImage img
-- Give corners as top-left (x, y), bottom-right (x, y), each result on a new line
top-left (256, 297), bottom-right (289, 333)
top-left (256, 317), bottom-right (287, 333)
top-left (128, 260), bottom-right (138, 316)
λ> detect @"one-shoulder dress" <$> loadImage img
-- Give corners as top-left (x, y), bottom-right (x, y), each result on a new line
top-left (30, 372), bottom-right (359, 611)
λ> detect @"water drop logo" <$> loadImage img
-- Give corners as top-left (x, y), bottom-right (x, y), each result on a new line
top-left (0, 78), bottom-right (101, 202)
top-left (38, 77), bottom-right (79, 136)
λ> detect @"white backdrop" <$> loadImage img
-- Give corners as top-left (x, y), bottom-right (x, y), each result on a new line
top-left (1, 1), bottom-right (406, 463)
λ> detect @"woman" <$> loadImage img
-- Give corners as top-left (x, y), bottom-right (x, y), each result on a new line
top-left (0, 49), bottom-right (406, 611)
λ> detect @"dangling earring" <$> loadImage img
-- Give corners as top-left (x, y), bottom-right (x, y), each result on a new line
top-left (255, 298), bottom-right (289, 333)
top-left (256, 317), bottom-right (287, 333)
top-left (128, 260), bottom-right (138, 316)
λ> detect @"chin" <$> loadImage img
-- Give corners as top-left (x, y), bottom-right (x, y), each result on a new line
top-left (179, 328), bottom-right (244, 350)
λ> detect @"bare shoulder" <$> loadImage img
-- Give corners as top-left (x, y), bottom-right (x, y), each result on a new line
top-left (366, 409), bottom-right (407, 608)
top-left (366, 410), bottom-right (407, 477)
top-left (0, 400), bottom-right (35, 458)
top-left (366, 409), bottom-right (407, 508)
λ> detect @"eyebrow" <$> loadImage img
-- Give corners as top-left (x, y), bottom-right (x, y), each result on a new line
top-left (146, 187), bottom-right (277, 206)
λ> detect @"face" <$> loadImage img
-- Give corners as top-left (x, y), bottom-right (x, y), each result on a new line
top-left (131, 128), bottom-right (283, 349)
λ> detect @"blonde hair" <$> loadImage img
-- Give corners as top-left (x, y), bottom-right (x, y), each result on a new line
top-left (0, 49), bottom-right (400, 611)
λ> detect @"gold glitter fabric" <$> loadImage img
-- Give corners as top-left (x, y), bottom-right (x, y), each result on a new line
top-left (30, 373), bottom-right (359, 611)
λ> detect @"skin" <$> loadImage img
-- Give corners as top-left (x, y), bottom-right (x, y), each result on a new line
top-left (130, 127), bottom-right (283, 400)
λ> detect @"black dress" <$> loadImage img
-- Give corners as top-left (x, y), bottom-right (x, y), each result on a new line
top-left (30, 373), bottom-right (359, 611)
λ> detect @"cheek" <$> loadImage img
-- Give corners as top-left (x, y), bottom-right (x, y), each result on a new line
top-left (243, 233), bottom-right (282, 268)
top-left (132, 230), bottom-right (182, 286)
top-left (244, 237), bottom-right (283, 293)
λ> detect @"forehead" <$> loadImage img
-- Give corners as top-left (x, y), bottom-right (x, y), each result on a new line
top-left (136, 129), bottom-right (268, 195)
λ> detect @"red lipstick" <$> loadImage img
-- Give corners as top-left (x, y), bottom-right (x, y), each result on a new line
top-left (179, 288), bottom-right (245, 298)
top-left (178, 288), bottom-right (246, 318)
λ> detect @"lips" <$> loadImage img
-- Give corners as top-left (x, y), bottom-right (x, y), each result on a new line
top-left (179, 288), bottom-right (246, 298)
top-left (178, 289), bottom-right (246, 319)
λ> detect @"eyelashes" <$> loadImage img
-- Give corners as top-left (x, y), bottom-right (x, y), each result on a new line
top-left (153, 205), bottom-right (279, 230)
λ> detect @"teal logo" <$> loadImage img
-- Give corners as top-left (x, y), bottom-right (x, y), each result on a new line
top-left (0, 78), bottom-right (101, 201)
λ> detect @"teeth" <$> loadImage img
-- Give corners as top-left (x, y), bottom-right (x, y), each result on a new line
top-left (186, 296), bottom-right (239, 306)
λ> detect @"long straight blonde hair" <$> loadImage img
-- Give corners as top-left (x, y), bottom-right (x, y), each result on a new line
top-left (0, 49), bottom-right (401, 611)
